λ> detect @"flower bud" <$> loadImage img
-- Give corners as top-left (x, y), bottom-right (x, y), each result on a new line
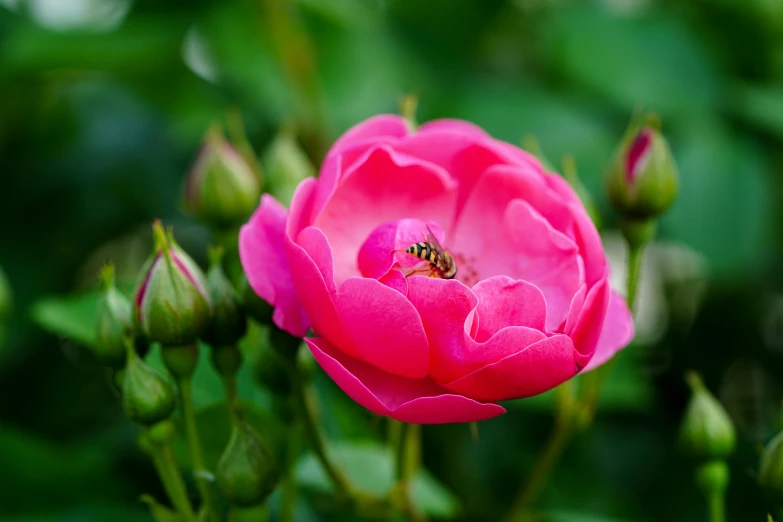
top-left (269, 326), bottom-right (302, 362)
top-left (94, 264), bottom-right (132, 367)
top-left (606, 115), bottom-right (678, 221)
top-left (760, 431), bottom-right (783, 503)
top-left (161, 344), bottom-right (199, 380)
top-left (252, 340), bottom-right (290, 396)
top-left (212, 345), bottom-right (242, 380)
top-left (123, 342), bottom-right (176, 425)
top-left (239, 275), bottom-right (273, 325)
top-left (134, 221), bottom-right (212, 346)
top-left (262, 127), bottom-right (315, 205)
top-left (204, 246), bottom-right (247, 346)
top-left (216, 419), bottom-right (278, 507)
top-left (184, 127), bottom-right (261, 228)
top-left (0, 265), bottom-right (11, 321)
top-left (679, 372), bottom-right (736, 460)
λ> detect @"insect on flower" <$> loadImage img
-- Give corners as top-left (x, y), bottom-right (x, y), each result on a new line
top-left (398, 226), bottom-right (457, 279)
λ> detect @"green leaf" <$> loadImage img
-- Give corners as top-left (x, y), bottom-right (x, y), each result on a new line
top-left (140, 494), bottom-right (181, 522)
top-left (295, 440), bottom-right (461, 518)
top-left (31, 291), bottom-right (101, 347)
top-left (171, 400), bottom-right (287, 474)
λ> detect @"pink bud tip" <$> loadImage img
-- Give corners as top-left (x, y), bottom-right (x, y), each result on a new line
top-left (625, 128), bottom-right (652, 184)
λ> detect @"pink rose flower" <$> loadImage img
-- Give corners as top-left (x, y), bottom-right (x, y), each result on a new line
top-left (240, 115), bottom-right (634, 424)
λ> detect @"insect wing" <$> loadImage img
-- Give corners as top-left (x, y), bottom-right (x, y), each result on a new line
top-left (424, 225), bottom-right (446, 257)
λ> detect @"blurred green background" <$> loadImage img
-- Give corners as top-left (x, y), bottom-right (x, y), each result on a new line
top-left (2, 0), bottom-right (783, 520)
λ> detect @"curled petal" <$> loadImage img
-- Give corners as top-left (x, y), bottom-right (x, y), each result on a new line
top-left (284, 228), bottom-right (356, 357)
top-left (315, 145), bottom-right (457, 285)
top-left (583, 291), bottom-right (634, 371)
top-left (407, 277), bottom-right (478, 383)
top-left (306, 337), bottom-right (505, 424)
top-left (239, 195), bottom-right (309, 336)
top-left (472, 276), bottom-right (547, 342)
top-left (336, 277), bottom-right (429, 379)
top-left (418, 119), bottom-right (490, 140)
top-left (452, 193), bottom-right (582, 330)
top-left (326, 114), bottom-right (409, 159)
top-left (443, 334), bottom-right (578, 402)
top-left (357, 218), bottom-right (442, 280)
top-left (569, 277), bottom-right (611, 367)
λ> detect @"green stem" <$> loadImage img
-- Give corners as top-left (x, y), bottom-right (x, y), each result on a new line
top-left (280, 421), bottom-right (301, 522)
top-left (179, 378), bottom-right (220, 521)
top-left (505, 417), bottom-right (573, 522)
top-left (290, 363), bottom-right (353, 500)
top-left (150, 440), bottom-right (197, 522)
top-left (707, 490), bottom-right (725, 522)
top-left (626, 242), bottom-right (643, 314)
top-left (222, 374), bottom-right (239, 416)
top-left (394, 423), bottom-right (425, 522)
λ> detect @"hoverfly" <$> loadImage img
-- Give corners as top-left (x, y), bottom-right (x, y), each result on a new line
top-left (399, 226), bottom-right (457, 279)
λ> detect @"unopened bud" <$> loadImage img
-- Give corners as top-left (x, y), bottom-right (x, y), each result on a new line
top-left (252, 340), bottom-right (290, 397)
top-left (262, 127), bottom-right (315, 205)
top-left (679, 372), bottom-right (736, 460)
top-left (123, 341), bottom-right (176, 425)
top-left (239, 275), bottom-right (273, 325)
top-left (134, 221), bottom-right (212, 346)
top-left (204, 246), bottom-right (247, 346)
top-left (161, 344), bottom-right (199, 380)
top-left (212, 345), bottom-right (242, 380)
top-left (184, 127), bottom-right (261, 228)
top-left (216, 419), bottom-right (278, 507)
top-left (94, 264), bottom-right (132, 367)
top-left (760, 431), bottom-right (783, 503)
top-left (606, 114), bottom-right (678, 221)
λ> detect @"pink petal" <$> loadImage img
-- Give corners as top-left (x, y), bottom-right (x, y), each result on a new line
top-left (314, 145), bottom-right (458, 285)
top-left (357, 218), bottom-right (446, 280)
top-left (284, 228), bottom-right (357, 357)
top-left (451, 192), bottom-right (582, 331)
top-left (306, 337), bottom-right (505, 424)
top-left (443, 334), bottom-right (578, 402)
top-left (396, 132), bottom-right (526, 214)
top-left (546, 175), bottom-right (607, 286)
top-left (406, 277), bottom-right (479, 383)
top-left (564, 284), bottom-right (588, 335)
top-left (239, 195), bottom-right (309, 336)
top-left (472, 276), bottom-right (547, 342)
top-left (569, 277), bottom-right (611, 367)
top-left (336, 277), bottom-right (430, 379)
top-left (378, 268), bottom-right (408, 295)
top-left (285, 177), bottom-right (318, 239)
top-left (325, 114), bottom-right (409, 159)
top-left (583, 291), bottom-right (634, 371)
top-left (310, 154), bottom-right (341, 225)
top-left (417, 119), bottom-right (490, 140)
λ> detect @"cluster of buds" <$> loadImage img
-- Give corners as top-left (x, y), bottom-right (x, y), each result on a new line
top-left (83, 117), bottom-right (312, 517)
